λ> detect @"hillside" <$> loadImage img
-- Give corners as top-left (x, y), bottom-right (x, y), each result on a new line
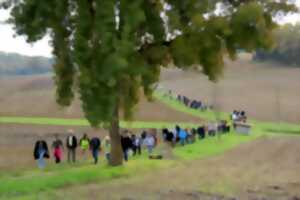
top-left (160, 53), bottom-right (300, 123)
top-left (0, 51), bottom-right (52, 75)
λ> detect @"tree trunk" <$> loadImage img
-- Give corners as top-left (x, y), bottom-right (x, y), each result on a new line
top-left (109, 102), bottom-right (123, 166)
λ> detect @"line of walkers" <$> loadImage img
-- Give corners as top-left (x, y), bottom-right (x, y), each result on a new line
top-left (164, 89), bottom-right (212, 111)
top-left (159, 87), bottom-right (213, 111)
top-left (33, 122), bottom-right (230, 169)
top-left (162, 121), bottom-right (231, 147)
top-left (33, 129), bottom-right (158, 169)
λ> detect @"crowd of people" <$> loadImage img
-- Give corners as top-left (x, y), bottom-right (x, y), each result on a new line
top-left (161, 122), bottom-right (231, 147)
top-left (164, 90), bottom-right (212, 111)
top-left (33, 129), bottom-right (159, 169)
top-left (33, 121), bottom-right (232, 169)
top-left (231, 110), bottom-right (247, 123)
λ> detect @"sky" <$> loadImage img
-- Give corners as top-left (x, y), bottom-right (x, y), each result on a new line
top-left (0, 1), bottom-right (299, 58)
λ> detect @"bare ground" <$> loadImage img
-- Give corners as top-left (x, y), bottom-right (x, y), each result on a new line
top-left (0, 74), bottom-right (200, 123)
top-left (54, 136), bottom-right (300, 200)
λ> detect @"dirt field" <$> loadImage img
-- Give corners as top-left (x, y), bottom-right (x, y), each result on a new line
top-left (56, 136), bottom-right (300, 200)
top-left (0, 74), bottom-right (200, 123)
top-left (1, 54), bottom-right (299, 123)
top-left (160, 54), bottom-right (300, 123)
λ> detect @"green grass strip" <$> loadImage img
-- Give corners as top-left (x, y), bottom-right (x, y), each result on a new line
top-left (0, 159), bottom-right (174, 198)
top-left (174, 133), bottom-right (260, 160)
top-left (0, 116), bottom-right (199, 129)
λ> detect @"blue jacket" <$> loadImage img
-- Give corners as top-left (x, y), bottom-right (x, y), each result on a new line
top-left (178, 129), bottom-right (187, 139)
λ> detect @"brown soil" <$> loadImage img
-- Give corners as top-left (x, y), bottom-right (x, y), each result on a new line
top-left (1, 54), bottom-right (300, 123)
top-left (0, 74), bottom-right (200, 123)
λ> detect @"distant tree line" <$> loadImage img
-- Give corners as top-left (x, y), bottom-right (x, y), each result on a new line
top-left (0, 52), bottom-right (52, 75)
top-left (254, 24), bottom-right (300, 67)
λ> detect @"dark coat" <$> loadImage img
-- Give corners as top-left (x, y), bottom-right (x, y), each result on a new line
top-left (90, 137), bottom-right (101, 150)
top-left (166, 132), bottom-right (174, 142)
top-left (66, 135), bottom-right (78, 149)
top-left (121, 136), bottom-right (132, 151)
top-left (197, 126), bottom-right (206, 138)
top-left (33, 140), bottom-right (50, 160)
top-left (162, 128), bottom-right (169, 141)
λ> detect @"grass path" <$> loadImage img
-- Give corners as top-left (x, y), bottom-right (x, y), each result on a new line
top-left (0, 116), bottom-right (199, 129)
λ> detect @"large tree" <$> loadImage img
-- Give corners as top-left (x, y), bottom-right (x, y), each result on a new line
top-left (2, 0), bottom-right (296, 165)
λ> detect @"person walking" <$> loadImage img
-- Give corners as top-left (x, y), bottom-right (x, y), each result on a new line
top-left (80, 133), bottom-right (90, 161)
top-left (52, 134), bottom-right (64, 164)
top-left (133, 134), bottom-right (142, 156)
top-left (176, 126), bottom-right (187, 146)
top-left (103, 135), bottom-right (111, 164)
top-left (66, 130), bottom-right (78, 163)
top-left (144, 133), bottom-right (155, 154)
top-left (34, 138), bottom-right (50, 169)
top-left (197, 125), bottom-right (206, 139)
top-left (121, 131), bottom-right (132, 162)
top-left (89, 137), bottom-right (101, 164)
top-left (131, 134), bottom-right (137, 156)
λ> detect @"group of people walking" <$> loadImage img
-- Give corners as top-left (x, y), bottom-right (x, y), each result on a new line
top-left (162, 122), bottom-right (231, 147)
top-left (33, 129), bottom-right (158, 169)
top-left (33, 120), bottom-right (233, 169)
top-left (231, 110), bottom-right (247, 123)
top-left (33, 130), bottom-right (111, 169)
top-left (176, 93), bottom-right (212, 111)
top-left (161, 89), bottom-right (211, 111)
top-left (120, 130), bottom-right (157, 161)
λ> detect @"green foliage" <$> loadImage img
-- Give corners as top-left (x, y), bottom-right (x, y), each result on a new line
top-left (254, 23), bottom-right (300, 67)
top-left (4, 0), bottom-right (296, 127)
